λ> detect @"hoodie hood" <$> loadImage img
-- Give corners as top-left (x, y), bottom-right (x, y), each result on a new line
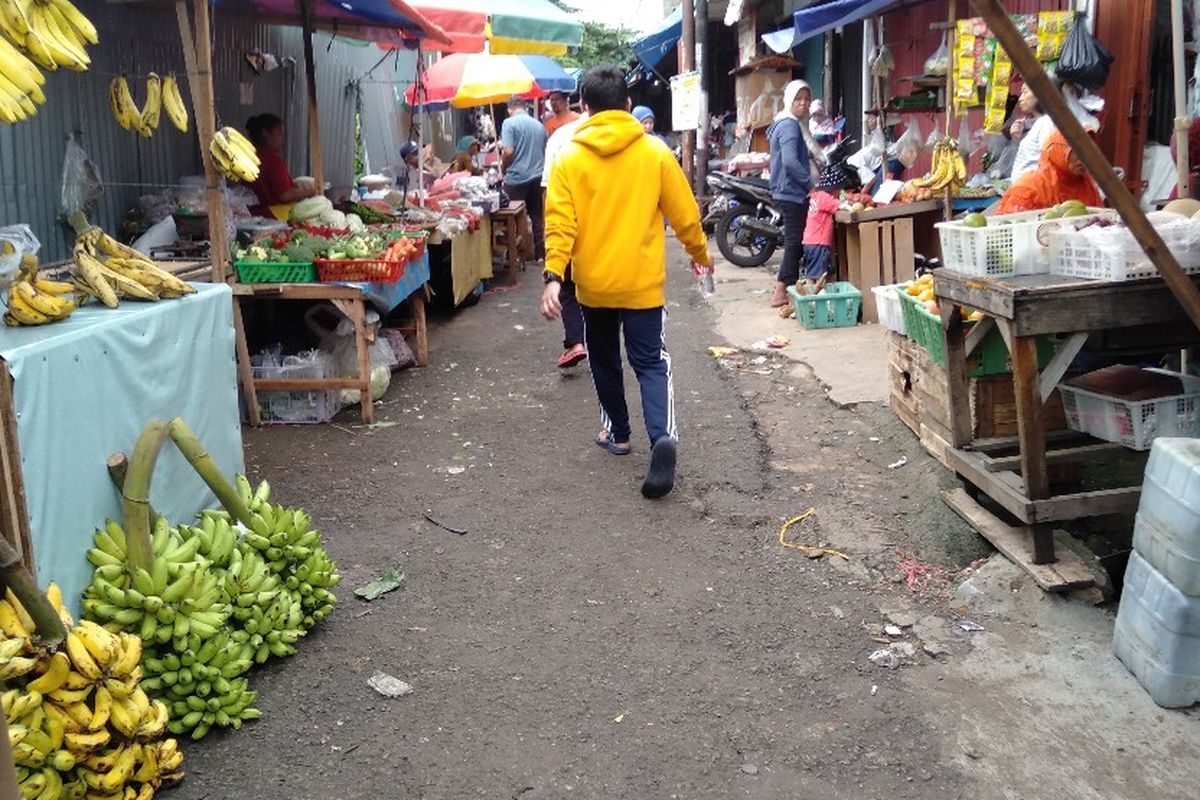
top-left (572, 110), bottom-right (646, 157)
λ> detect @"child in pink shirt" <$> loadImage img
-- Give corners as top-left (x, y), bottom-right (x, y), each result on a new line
top-left (800, 166), bottom-right (843, 288)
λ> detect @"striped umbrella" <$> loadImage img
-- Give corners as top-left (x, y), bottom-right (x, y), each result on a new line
top-left (404, 52), bottom-right (576, 110)
top-left (404, 0), bottom-right (582, 56)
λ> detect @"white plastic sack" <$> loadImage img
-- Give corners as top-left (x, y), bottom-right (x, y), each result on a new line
top-left (889, 122), bottom-right (924, 168)
top-left (131, 217), bottom-right (179, 256)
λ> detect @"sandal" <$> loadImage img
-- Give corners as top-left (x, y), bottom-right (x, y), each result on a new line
top-left (595, 432), bottom-right (631, 456)
top-left (557, 347), bottom-right (587, 369)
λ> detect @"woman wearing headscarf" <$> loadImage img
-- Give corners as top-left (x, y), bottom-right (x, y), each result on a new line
top-left (449, 136), bottom-right (483, 175)
top-left (767, 79), bottom-right (825, 308)
top-left (631, 106), bottom-right (669, 146)
top-left (994, 129), bottom-right (1102, 214)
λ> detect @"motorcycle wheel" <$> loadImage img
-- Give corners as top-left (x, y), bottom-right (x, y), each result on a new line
top-left (716, 206), bottom-right (778, 268)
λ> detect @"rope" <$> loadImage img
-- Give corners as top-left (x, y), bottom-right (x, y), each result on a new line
top-left (777, 509), bottom-right (849, 560)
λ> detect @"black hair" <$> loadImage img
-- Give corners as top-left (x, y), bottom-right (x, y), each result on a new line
top-left (1023, 76), bottom-right (1062, 116)
top-left (246, 113), bottom-right (283, 146)
top-left (580, 65), bottom-right (628, 113)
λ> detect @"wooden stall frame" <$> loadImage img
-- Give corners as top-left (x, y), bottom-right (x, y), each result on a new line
top-left (0, 362), bottom-right (34, 572)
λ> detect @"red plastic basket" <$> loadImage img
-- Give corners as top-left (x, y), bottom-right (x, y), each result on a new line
top-left (314, 257), bottom-right (407, 283)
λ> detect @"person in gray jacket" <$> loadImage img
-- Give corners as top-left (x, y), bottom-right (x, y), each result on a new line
top-left (767, 80), bottom-right (815, 308)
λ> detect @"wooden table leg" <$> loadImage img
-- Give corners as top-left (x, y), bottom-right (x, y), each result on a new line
top-left (1007, 323), bottom-right (1054, 564)
top-left (352, 297), bottom-right (373, 424)
top-left (412, 289), bottom-right (428, 367)
top-left (231, 296), bottom-right (261, 427)
top-left (507, 216), bottom-right (518, 283)
top-left (939, 303), bottom-right (973, 448)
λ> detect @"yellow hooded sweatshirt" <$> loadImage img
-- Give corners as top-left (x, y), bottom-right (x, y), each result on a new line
top-left (544, 110), bottom-right (709, 309)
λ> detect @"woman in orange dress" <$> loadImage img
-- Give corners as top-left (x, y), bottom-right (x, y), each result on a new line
top-left (994, 129), bottom-right (1102, 215)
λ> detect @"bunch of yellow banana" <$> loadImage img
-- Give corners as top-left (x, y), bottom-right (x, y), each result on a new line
top-left (3, 260), bottom-right (76, 326)
top-left (135, 72), bottom-right (160, 138)
top-left (210, 126), bottom-right (260, 183)
top-left (0, 31), bottom-right (45, 123)
top-left (72, 225), bottom-right (196, 308)
top-left (0, 586), bottom-right (42, 646)
top-left (0, 0), bottom-right (97, 74)
top-left (161, 74), bottom-right (187, 133)
top-left (108, 75), bottom-right (138, 132)
top-left (912, 137), bottom-right (968, 193)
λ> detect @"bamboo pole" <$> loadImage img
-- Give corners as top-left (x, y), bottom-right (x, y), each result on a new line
top-left (969, 0), bottom-right (1200, 332)
top-left (1171, 0), bottom-right (1189, 196)
top-left (167, 418), bottom-right (254, 527)
top-left (943, 0), bottom-right (956, 221)
top-left (299, 0), bottom-right (325, 190)
top-left (122, 421), bottom-right (169, 574)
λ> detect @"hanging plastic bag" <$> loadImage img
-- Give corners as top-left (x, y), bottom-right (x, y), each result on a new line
top-left (60, 132), bottom-right (103, 216)
top-left (958, 117), bottom-right (972, 156)
top-left (867, 123), bottom-right (887, 158)
top-left (869, 44), bottom-right (895, 78)
top-left (1057, 14), bottom-right (1113, 91)
top-left (0, 225), bottom-right (39, 289)
top-left (889, 122), bottom-right (924, 168)
top-left (923, 34), bottom-right (950, 77)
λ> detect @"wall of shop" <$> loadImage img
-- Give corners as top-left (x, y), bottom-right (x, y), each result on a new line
top-left (0, 1), bottom-right (414, 261)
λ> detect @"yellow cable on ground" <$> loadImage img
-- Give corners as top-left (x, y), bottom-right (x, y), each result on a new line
top-left (778, 509), bottom-right (850, 560)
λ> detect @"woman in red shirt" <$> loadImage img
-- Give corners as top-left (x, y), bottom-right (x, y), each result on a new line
top-left (245, 114), bottom-right (316, 217)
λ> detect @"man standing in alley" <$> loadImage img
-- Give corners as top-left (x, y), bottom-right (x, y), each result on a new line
top-left (540, 65), bottom-right (712, 499)
top-left (541, 109), bottom-right (589, 371)
top-left (543, 90), bottom-right (580, 137)
top-left (501, 97), bottom-right (548, 264)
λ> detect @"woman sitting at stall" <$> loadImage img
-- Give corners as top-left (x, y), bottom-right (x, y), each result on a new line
top-left (245, 113), bottom-right (317, 218)
top-left (449, 136), bottom-right (483, 175)
top-left (994, 129), bottom-right (1101, 215)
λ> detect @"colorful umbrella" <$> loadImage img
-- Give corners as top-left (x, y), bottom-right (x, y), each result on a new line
top-left (247, 0), bottom-right (453, 46)
top-left (404, 52), bottom-right (576, 110)
top-left (405, 0), bottom-right (582, 55)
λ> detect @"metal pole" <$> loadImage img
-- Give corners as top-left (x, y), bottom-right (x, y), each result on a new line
top-left (1171, 0), bottom-right (1190, 196)
top-left (680, 0), bottom-right (696, 191)
top-left (695, 0), bottom-right (709, 191)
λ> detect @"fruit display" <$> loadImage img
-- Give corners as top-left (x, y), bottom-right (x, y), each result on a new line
top-left (161, 74), bottom-right (187, 133)
top-left (235, 227), bottom-right (422, 268)
top-left (3, 254), bottom-right (76, 326)
top-left (909, 137), bottom-right (967, 195)
top-left (70, 220), bottom-right (196, 307)
top-left (110, 72), bottom-right (189, 136)
top-left (2, 585), bottom-right (183, 799)
top-left (0, 0), bottom-right (97, 123)
top-left (901, 272), bottom-right (982, 320)
top-left (1039, 199), bottom-right (1089, 220)
top-left (209, 126), bottom-right (260, 183)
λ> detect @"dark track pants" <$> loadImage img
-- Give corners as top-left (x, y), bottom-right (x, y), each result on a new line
top-left (581, 306), bottom-right (675, 446)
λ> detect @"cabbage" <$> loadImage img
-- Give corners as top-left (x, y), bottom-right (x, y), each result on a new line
top-left (340, 366), bottom-right (391, 405)
top-left (346, 213), bottom-right (366, 234)
top-left (290, 196), bottom-right (334, 222)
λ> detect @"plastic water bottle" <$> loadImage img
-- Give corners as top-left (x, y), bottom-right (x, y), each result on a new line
top-left (693, 261), bottom-right (715, 296)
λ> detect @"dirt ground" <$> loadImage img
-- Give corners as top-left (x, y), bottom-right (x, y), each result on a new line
top-left (170, 245), bottom-right (1200, 800)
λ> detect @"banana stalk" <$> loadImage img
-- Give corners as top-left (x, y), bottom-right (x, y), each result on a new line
top-left (0, 538), bottom-right (66, 646)
top-left (167, 417), bottom-right (253, 527)
top-left (123, 420), bottom-right (170, 574)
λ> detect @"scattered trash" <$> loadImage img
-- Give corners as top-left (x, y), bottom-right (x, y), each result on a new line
top-left (355, 567), bottom-right (407, 601)
top-left (750, 340), bottom-right (773, 351)
top-left (778, 509), bottom-right (850, 560)
top-left (363, 421), bottom-right (399, 429)
top-left (891, 641), bottom-right (916, 657)
top-left (869, 436), bottom-right (882, 442)
top-left (446, 466), bottom-right (466, 475)
top-left (423, 511), bottom-right (468, 535)
top-left (708, 346), bottom-right (739, 358)
top-left (868, 648), bottom-right (900, 669)
top-left (750, 355), bottom-right (768, 365)
top-left (613, 713), bottom-right (625, 723)
top-left (884, 624), bottom-right (904, 637)
top-left (765, 334), bottom-right (790, 348)
top-left (954, 619), bottom-right (985, 633)
top-left (887, 456), bottom-right (908, 470)
top-left (897, 555), bottom-right (944, 595)
top-left (740, 764), bottom-right (760, 776)
top-left (870, 684), bottom-right (879, 696)
top-left (513, 324), bottom-right (525, 331)
top-left (367, 672), bottom-right (413, 697)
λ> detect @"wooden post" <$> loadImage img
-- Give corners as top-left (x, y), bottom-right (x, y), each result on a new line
top-left (680, 0), bottom-right (696, 192)
top-left (1171, 0), bottom-right (1190, 195)
top-left (299, 0), bottom-right (325, 189)
top-left (969, 0), bottom-right (1200, 333)
top-left (176, 0), bottom-right (229, 283)
top-left (0, 363), bottom-right (33, 572)
top-left (1007, 328), bottom-right (1054, 564)
top-left (943, 0), bottom-right (955, 222)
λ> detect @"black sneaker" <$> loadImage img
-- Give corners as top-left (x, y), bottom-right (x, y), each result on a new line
top-left (641, 438), bottom-right (677, 499)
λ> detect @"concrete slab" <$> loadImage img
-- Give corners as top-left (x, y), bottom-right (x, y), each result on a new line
top-left (706, 254), bottom-right (890, 406)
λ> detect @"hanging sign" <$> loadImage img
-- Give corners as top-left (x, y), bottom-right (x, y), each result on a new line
top-left (671, 71), bottom-right (702, 132)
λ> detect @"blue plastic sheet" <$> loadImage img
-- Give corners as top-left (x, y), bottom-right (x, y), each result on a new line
top-left (0, 283), bottom-right (244, 616)
top-left (341, 251), bottom-right (431, 314)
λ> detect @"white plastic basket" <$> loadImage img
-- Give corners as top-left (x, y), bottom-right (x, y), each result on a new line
top-left (1058, 380), bottom-right (1200, 451)
top-left (872, 284), bottom-right (907, 335)
top-left (936, 208), bottom-right (1113, 277)
top-left (249, 351), bottom-right (338, 425)
top-left (1048, 219), bottom-right (1200, 282)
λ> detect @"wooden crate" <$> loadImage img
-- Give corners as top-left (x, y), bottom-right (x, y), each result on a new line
top-left (886, 332), bottom-right (921, 435)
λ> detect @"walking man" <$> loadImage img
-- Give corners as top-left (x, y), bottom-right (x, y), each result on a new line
top-left (501, 97), bottom-right (548, 263)
top-left (541, 111), bottom-right (589, 370)
top-left (541, 66), bottom-right (712, 499)
top-left (543, 90), bottom-right (580, 137)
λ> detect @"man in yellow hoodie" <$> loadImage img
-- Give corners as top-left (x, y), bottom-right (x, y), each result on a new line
top-left (540, 65), bottom-right (712, 499)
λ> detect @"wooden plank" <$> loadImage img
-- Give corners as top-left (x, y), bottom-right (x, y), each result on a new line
top-left (943, 488), bottom-right (1096, 593)
top-left (833, 199), bottom-right (941, 223)
top-left (1038, 331), bottom-right (1088, 402)
top-left (940, 302), bottom-right (973, 447)
top-left (891, 217), bottom-right (914, 284)
top-left (1033, 487), bottom-right (1142, 523)
top-left (0, 362), bottom-right (33, 570)
top-left (255, 378), bottom-right (369, 391)
top-left (981, 442), bottom-right (1126, 472)
top-left (411, 290), bottom-right (428, 367)
top-left (970, 0), bottom-right (1200, 335)
top-left (1009, 330), bottom-right (1053, 562)
top-left (890, 391), bottom-right (921, 435)
top-left (231, 297), bottom-right (260, 427)
top-left (963, 315), bottom-right (994, 358)
top-left (920, 422), bottom-right (953, 470)
top-left (945, 447), bottom-right (1035, 521)
top-left (967, 429), bottom-right (1090, 454)
top-left (230, 283), bottom-right (363, 300)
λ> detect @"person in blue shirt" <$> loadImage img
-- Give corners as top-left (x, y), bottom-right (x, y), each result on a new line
top-left (501, 97), bottom-right (548, 262)
top-left (767, 80), bottom-right (817, 308)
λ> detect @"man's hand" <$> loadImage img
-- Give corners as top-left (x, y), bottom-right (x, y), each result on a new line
top-left (540, 280), bottom-right (562, 320)
top-left (695, 250), bottom-right (714, 271)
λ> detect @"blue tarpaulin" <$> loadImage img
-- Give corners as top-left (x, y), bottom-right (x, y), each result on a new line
top-left (631, 8), bottom-right (683, 69)
top-left (763, 0), bottom-right (904, 54)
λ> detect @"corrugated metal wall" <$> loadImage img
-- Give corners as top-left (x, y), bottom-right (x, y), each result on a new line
top-left (0, 1), bottom-right (415, 261)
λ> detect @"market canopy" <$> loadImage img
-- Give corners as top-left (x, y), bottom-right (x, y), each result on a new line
top-left (763, 0), bottom-right (909, 54)
top-left (246, 0), bottom-right (454, 46)
top-left (405, 52), bottom-right (576, 110)
top-left (406, 0), bottom-right (583, 55)
top-left (631, 7), bottom-right (682, 69)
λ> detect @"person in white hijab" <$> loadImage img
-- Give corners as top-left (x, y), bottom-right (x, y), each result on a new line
top-left (767, 79), bottom-right (823, 307)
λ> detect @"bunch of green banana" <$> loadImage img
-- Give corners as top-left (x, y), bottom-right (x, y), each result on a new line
top-left (82, 517), bottom-right (231, 649)
top-left (210, 126), bottom-right (261, 183)
top-left (161, 73), bottom-right (188, 133)
top-left (0, 30), bottom-right (45, 124)
top-left (235, 477), bottom-right (341, 630)
top-left (108, 74), bottom-right (138, 131)
top-left (72, 224), bottom-right (196, 308)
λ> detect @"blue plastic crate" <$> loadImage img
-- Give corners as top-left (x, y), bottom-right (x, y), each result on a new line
top-left (788, 282), bottom-right (862, 329)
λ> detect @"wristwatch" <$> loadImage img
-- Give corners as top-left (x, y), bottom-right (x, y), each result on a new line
top-left (543, 270), bottom-right (562, 285)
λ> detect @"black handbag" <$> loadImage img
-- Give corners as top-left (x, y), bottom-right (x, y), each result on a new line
top-left (1056, 14), bottom-right (1114, 91)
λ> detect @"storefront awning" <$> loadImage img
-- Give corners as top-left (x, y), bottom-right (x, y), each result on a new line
top-left (631, 8), bottom-right (683, 69)
top-left (763, 0), bottom-right (904, 54)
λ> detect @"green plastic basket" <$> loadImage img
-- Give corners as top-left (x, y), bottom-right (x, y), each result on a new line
top-left (788, 282), bottom-right (862, 329)
top-left (896, 288), bottom-right (1055, 376)
top-left (235, 260), bottom-right (317, 284)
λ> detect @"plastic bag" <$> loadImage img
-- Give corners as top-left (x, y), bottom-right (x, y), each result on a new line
top-left (924, 34), bottom-right (949, 77)
top-left (869, 44), bottom-right (895, 78)
top-left (60, 132), bottom-right (102, 216)
top-left (958, 118), bottom-right (972, 156)
top-left (889, 122), bottom-right (924, 168)
top-left (0, 225), bottom-right (39, 289)
top-left (1057, 14), bottom-right (1113, 91)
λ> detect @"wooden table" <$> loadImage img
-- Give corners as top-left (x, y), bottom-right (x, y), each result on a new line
top-left (835, 200), bottom-right (942, 323)
top-left (933, 269), bottom-right (1200, 590)
top-left (490, 201), bottom-right (528, 283)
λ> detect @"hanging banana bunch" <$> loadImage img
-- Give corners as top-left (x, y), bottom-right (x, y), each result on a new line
top-left (0, 0), bottom-right (98, 123)
top-left (210, 127), bottom-right (261, 183)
